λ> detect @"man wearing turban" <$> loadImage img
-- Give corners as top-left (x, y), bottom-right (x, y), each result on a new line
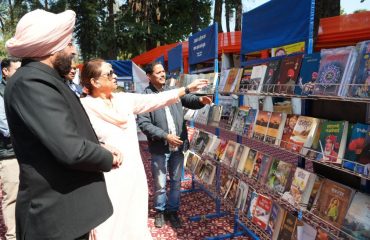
top-left (4, 9), bottom-right (122, 240)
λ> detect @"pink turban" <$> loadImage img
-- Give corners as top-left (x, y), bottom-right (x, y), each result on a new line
top-left (6, 9), bottom-right (76, 58)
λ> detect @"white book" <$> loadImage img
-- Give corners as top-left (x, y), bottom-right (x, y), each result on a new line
top-left (248, 65), bottom-right (267, 93)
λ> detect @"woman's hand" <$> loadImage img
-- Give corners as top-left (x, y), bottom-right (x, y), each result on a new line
top-left (102, 143), bottom-right (123, 169)
top-left (186, 79), bottom-right (209, 92)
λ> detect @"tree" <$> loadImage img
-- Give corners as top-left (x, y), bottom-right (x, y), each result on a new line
top-left (213, 0), bottom-right (223, 32)
top-left (116, 0), bottom-right (211, 58)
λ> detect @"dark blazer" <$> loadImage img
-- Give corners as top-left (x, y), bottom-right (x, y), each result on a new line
top-left (137, 84), bottom-right (204, 154)
top-left (4, 61), bottom-right (113, 240)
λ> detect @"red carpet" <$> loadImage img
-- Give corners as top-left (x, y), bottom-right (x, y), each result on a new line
top-left (0, 142), bottom-right (249, 240)
top-left (141, 142), bottom-right (249, 240)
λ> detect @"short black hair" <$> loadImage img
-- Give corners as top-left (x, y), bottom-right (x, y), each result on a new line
top-left (144, 62), bottom-right (163, 75)
top-left (1, 57), bottom-right (21, 70)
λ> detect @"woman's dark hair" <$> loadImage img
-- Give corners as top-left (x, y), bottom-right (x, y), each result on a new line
top-left (80, 58), bottom-right (104, 94)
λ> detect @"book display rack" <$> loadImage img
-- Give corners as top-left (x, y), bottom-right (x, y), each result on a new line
top-left (168, 1), bottom-right (370, 239)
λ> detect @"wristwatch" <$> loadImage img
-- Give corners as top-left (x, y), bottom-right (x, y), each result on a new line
top-left (185, 87), bottom-right (190, 94)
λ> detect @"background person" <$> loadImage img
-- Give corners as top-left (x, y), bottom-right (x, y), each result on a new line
top-left (80, 59), bottom-right (208, 239)
top-left (0, 57), bottom-right (21, 240)
top-left (137, 62), bottom-right (212, 228)
top-left (5, 9), bottom-right (122, 240)
top-left (64, 62), bottom-right (82, 97)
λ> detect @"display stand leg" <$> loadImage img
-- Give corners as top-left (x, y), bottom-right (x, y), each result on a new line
top-left (189, 163), bottom-right (228, 222)
top-left (204, 209), bottom-right (259, 240)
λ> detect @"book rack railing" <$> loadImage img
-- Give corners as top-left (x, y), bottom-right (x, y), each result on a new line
top-left (193, 150), bottom-right (354, 240)
top-left (218, 83), bottom-right (370, 103)
top-left (192, 122), bottom-right (370, 181)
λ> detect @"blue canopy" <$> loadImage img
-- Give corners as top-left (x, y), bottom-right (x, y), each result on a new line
top-left (106, 60), bottom-right (133, 80)
top-left (241, 0), bottom-right (314, 54)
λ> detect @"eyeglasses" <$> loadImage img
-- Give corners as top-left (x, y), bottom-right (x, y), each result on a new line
top-left (101, 70), bottom-right (114, 78)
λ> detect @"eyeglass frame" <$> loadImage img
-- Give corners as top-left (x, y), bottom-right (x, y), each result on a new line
top-left (100, 70), bottom-right (115, 79)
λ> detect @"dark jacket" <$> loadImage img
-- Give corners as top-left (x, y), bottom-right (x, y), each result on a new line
top-left (0, 81), bottom-right (15, 160)
top-left (4, 61), bottom-right (113, 240)
top-left (137, 83), bottom-right (204, 154)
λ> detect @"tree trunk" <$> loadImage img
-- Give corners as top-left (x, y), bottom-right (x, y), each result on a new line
top-left (214, 0), bottom-right (223, 32)
top-left (225, 0), bottom-right (230, 32)
top-left (234, 0), bottom-right (242, 31)
top-left (107, 0), bottom-right (117, 59)
top-left (44, 0), bottom-right (48, 10)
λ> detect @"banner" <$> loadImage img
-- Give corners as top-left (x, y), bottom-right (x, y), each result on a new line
top-left (155, 55), bottom-right (165, 66)
top-left (168, 44), bottom-right (183, 72)
top-left (241, 0), bottom-right (313, 54)
top-left (189, 23), bottom-right (218, 65)
top-left (107, 60), bottom-right (133, 80)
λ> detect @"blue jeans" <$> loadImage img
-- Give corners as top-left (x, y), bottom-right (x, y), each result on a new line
top-left (151, 150), bottom-right (184, 212)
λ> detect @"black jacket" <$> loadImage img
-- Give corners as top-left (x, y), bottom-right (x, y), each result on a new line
top-left (137, 83), bottom-right (204, 154)
top-left (4, 61), bottom-right (113, 240)
top-left (0, 81), bottom-right (15, 160)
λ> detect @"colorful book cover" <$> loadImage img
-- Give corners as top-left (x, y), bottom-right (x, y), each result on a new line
top-left (220, 173), bottom-right (234, 198)
top-left (341, 192), bottom-right (370, 240)
top-left (187, 152), bottom-right (201, 173)
top-left (314, 179), bottom-right (354, 228)
top-left (192, 130), bottom-right (211, 155)
top-left (218, 95), bottom-right (235, 129)
top-left (344, 123), bottom-right (370, 164)
top-left (252, 111), bottom-right (272, 141)
top-left (243, 108), bottom-right (258, 137)
top-left (231, 107), bottom-right (250, 135)
top-left (274, 54), bottom-right (303, 94)
top-left (266, 160), bottom-right (293, 194)
top-left (265, 112), bottom-right (287, 145)
top-left (266, 202), bottom-right (285, 239)
top-left (315, 120), bottom-right (348, 164)
top-left (204, 136), bottom-right (221, 159)
top-left (238, 65), bottom-right (254, 93)
top-left (223, 68), bottom-right (240, 92)
top-left (251, 152), bottom-right (265, 180)
top-left (196, 72), bottom-right (218, 94)
top-left (225, 177), bottom-right (239, 205)
top-left (201, 160), bottom-right (216, 185)
top-left (215, 138), bottom-right (228, 160)
top-left (262, 59), bottom-right (282, 93)
top-left (277, 211), bottom-right (298, 240)
top-left (289, 116), bottom-right (319, 154)
top-left (221, 141), bottom-right (239, 167)
top-left (243, 148), bottom-right (257, 177)
top-left (194, 159), bottom-right (205, 178)
top-left (225, 106), bottom-right (239, 131)
top-left (252, 194), bottom-right (273, 230)
top-left (314, 46), bottom-right (355, 96)
top-left (230, 144), bottom-right (248, 171)
top-left (350, 40), bottom-right (370, 98)
top-left (280, 114), bottom-right (299, 149)
top-left (289, 168), bottom-right (316, 209)
top-left (246, 191), bottom-right (259, 220)
top-left (295, 52), bottom-right (321, 95)
top-left (257, 155), bottom-right (273, 185)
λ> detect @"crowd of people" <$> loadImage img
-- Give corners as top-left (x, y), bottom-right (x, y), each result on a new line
top-left (0, 8), bottom-right (211, 240)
